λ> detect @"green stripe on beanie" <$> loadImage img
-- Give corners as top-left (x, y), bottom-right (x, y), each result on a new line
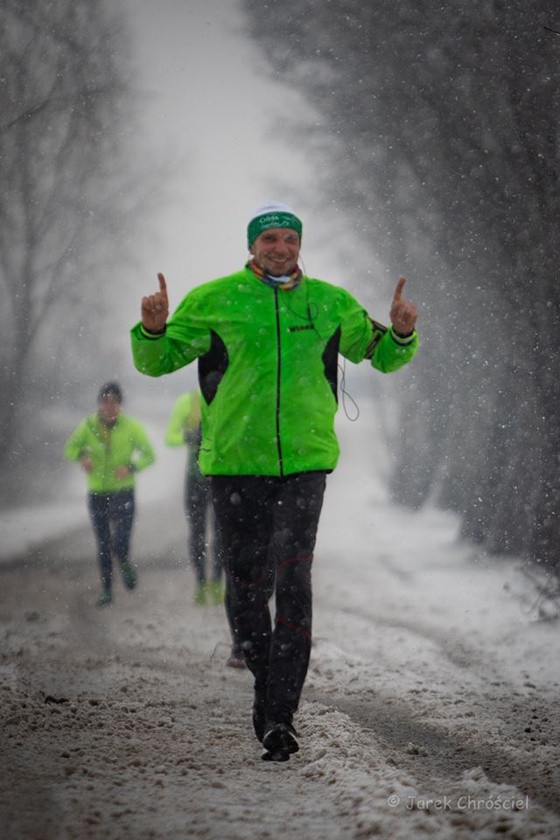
top-left (247, 203), bottom-right (303, 247)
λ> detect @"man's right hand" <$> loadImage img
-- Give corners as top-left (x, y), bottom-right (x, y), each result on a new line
top-left (141, 272), bottom-right (169, 333)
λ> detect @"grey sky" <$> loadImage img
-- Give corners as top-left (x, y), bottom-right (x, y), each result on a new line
top-left (123, 0), bottom-right (314, 290)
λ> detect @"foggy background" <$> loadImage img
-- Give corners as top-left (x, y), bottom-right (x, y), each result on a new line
top-left (1, 0), bottom-right (559, 572)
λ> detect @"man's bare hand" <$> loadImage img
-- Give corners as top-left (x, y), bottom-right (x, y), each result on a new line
top-left (114, 465), bottom-right (133, 479)
top-left (390, 277), bottom-right (417, 336)
top-left (80, 455), bottom-right (93, 473)
top-left (141, 272), bottom-right (169, 333)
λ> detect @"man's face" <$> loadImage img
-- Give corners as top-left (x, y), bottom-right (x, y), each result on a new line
top-left (98, 395), bottom-right (121, 425)
top-left (250, 228), bottom-right (300, 276)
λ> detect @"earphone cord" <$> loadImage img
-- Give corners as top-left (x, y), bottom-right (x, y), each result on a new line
top-left (339, 358), bottom-right (360, 422)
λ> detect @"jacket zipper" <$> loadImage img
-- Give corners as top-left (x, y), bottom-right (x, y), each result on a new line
top-left (103, 425), bottom-right (111, 487)
top-left (274, 288), bottom-right (284, 477)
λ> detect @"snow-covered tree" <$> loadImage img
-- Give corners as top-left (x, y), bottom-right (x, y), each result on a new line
top-left (242, 0), bottom-right (560, 566)
top-left (0, 0), bottom-right (133, 497)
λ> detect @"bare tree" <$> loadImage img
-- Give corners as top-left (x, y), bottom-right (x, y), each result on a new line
top-left (0, 0), bottom-right (135, 497)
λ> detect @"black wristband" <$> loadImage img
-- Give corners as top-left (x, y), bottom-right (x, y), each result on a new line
top-left (140, 323), bottom-right (167, 338)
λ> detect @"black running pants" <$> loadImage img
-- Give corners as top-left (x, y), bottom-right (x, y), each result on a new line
top-left (211, 472), bottom-right (326, 724)
top-left (184, 472), bottom-right (222, 584)
top-left (88, 490), bottom-right (135, 593)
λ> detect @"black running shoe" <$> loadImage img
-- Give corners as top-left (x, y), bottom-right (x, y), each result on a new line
top-left (261, 723), bottom-right (299, 761)
top-left (261, 748), bottom-right (291, 762)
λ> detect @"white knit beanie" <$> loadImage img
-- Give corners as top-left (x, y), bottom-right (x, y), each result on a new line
top-left (247, 202), bottom-right (303, 247)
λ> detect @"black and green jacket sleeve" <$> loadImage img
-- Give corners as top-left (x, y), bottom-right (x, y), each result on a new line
top-left (131, 268), bottom-right (418, 477)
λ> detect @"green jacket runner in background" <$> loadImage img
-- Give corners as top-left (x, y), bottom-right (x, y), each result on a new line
top-left (64, 413), bottom-right (156, 493)
top-left (131, 267), bottom-right (418, 477)
top-left (164, 391), bottom-right (202, 478)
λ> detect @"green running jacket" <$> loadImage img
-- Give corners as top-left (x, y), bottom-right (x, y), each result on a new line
top-left (64, 413), bottom-right (156, 493)
top-left (131, 268), bottom-right (418, 477)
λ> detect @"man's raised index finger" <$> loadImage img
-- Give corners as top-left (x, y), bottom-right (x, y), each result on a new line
top-left (157, 272), bottom-right (167, 294)
top-left (392, 276), bottom-right (406, 301)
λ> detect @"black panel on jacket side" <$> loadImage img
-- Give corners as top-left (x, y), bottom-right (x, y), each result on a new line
top-left (198, 330), bottom-right (229, 404)
top-left (322, 326), bottom-right (340, 402)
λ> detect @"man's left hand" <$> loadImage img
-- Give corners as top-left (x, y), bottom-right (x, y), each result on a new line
top-left (114, 465), bottom-right (133, 479)
top-left (390, 277), bottom-right (417, 336)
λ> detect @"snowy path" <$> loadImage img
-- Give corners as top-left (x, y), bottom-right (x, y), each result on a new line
top-left (1, 400), bottom-right (559, 838)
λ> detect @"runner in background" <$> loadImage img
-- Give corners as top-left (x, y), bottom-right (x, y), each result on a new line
top-left (64, 382), bottom-right (155, 607)
top-left (165, 390), bottom-right (245, 668)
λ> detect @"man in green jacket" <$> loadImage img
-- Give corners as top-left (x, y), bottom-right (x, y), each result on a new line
top-left (131, 202), bottom-right (418, 761)
top-left (64, 381), bottom-right (155, 607)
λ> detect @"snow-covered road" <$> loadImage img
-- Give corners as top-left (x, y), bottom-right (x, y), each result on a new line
top-left (1, 397), bottom-right (559, 839)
